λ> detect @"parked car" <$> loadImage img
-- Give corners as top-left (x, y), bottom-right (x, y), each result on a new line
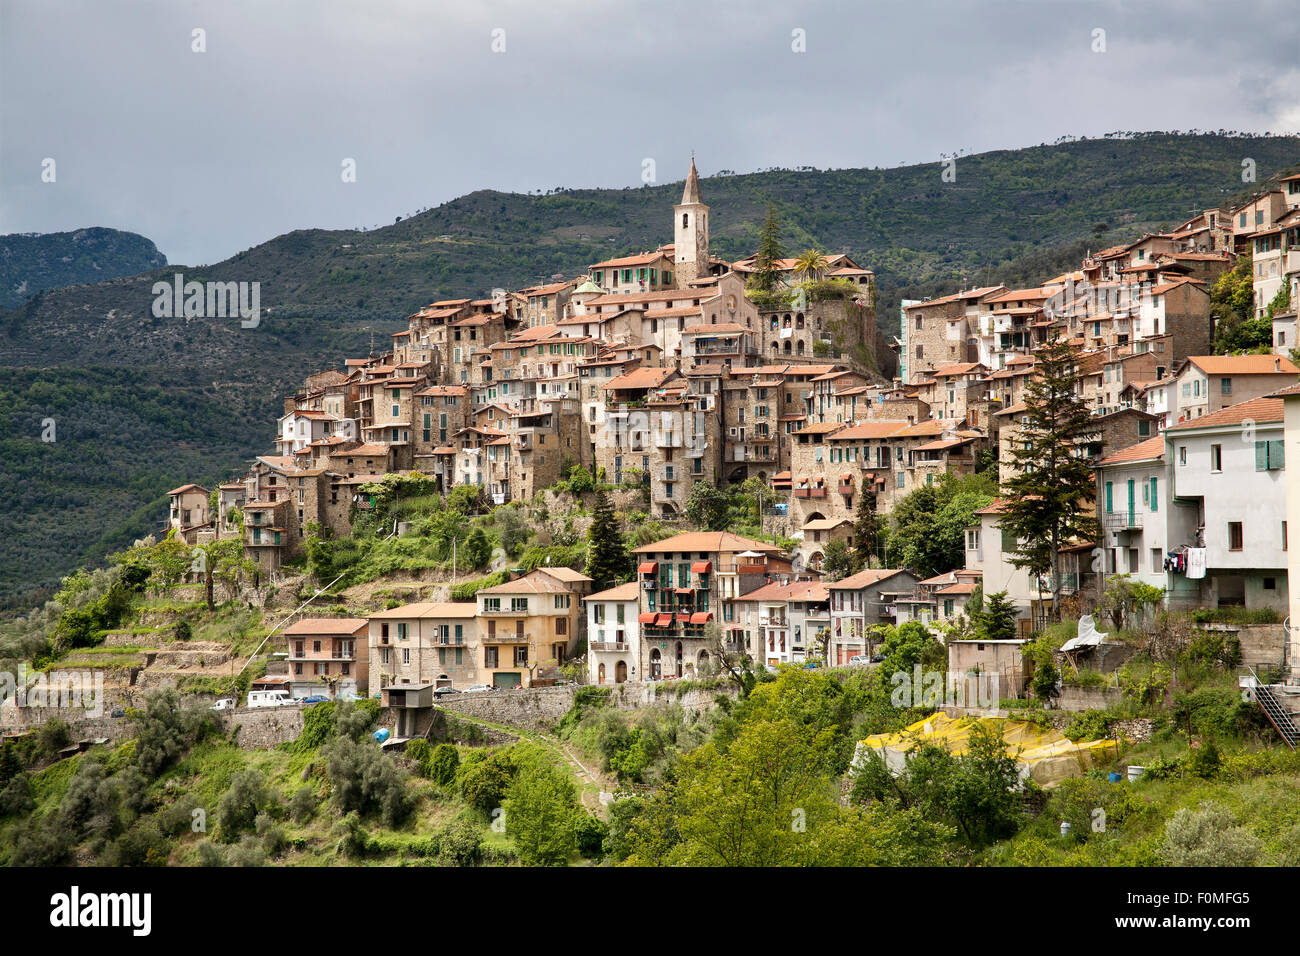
top-left (110, 708), bottom-right (126, 719)
top-left (432, 686), bottom-right (459, 698)
top-left (870, 653), bottom-right (887, 664)
top-left (246, 690), bottom-right (296, 708)
top-left (210, 698), bottom-right (235, 711)
top-left (299, 695), bottom-right (329, 705)
top-left (847, 655), bottom-right (871, 666)
top-left (463, 684), bottom-right (494, 694)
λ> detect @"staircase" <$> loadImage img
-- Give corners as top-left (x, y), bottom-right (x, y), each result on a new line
top-left (1249, 674), bottom-right (1300, 749)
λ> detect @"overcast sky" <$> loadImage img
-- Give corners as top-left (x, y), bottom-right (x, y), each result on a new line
top-left (2, 0), bottom-right (1297, 266)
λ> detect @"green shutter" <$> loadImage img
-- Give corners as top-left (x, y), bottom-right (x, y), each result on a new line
top-left (1105, 482), bottom-right (1113, 513)
top-left (1270, 440), bottom-right (1286, 470)
top-left (1149, 477), bottom-right (1158, 512)
top-left (1256, 441), bottom-right (1269, 471)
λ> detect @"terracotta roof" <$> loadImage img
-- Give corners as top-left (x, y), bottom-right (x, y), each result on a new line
top-left (633, 532), bottom-right (784, 555)
top-left (369, 602), bottom-right (478, 619)
top-left (683, 322), bottom-right (747, 334)
top-left (1167, 396), bottom-right (1283, 431)
top-left (1096, 436), bottom-right (1165, 466)
top-left (584, 583), bottom-right (640, 603)
top-left (828, 422), bottom-right (909, 440)
top-left (603, 367), bottom-right (678, 391)
top-left (1184, 355), bottom-right (1298, 376)
top-left (739, 580), bottom-right (830, 603)
top-left (801, 518), bottom-right (852, 531)
top-left (169, 483), bottom-right (207, 496)
top-left (826, 568), bottom-right (910, 590)
top-left (477, 570), bottom-right (578, 595)
top-left (536, 567), bottom-right (594, 584)
top-left (283, 618), bottom-right (368, 636)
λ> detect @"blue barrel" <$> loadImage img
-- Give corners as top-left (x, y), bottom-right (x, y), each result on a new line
top-left (1108, 772), bottom-right (1122, 783)
top-left (373, 728), bottom-right (390, 743)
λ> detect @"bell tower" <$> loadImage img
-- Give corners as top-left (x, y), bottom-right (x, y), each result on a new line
top-left (673, 157), bottom-right (709, 289)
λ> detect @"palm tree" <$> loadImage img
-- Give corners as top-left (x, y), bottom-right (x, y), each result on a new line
top-left (793, 248), bottom-right (829, 284)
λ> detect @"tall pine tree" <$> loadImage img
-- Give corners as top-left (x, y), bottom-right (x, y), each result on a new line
top-left (585, 488), bottom-right (631, 590)
top-left (752, 204), bottom-right (785, 293)
top-left (852, 474), bottom-right (879, 569)
top-left (998, 337), bottom-right (1099, 620)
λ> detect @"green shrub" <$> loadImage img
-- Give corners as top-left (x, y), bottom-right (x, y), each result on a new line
top-left (1159, 802), bottom-right (1261, 866)
top-left (429, 744), bottom-right (460, 787)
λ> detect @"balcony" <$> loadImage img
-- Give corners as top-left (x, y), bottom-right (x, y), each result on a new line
top-left (838, 480), bottom-right (854, 495)
top-left (482, 631), bottom-right (533, 644)
top-left (1102, 511), bottom-right (1143, 531)
top-left (794, 485), bottom-right (827, 498)
top-left (589, 641), bottom-right (629, 653)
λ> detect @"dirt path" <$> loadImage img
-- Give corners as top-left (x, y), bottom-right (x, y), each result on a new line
top-left (436, 709), bottom-right (613, 818)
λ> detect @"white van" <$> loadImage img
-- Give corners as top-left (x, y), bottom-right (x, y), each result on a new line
top-left (246, 690), bottom-right (296, 709)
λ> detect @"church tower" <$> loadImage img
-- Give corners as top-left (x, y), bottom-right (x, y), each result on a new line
top-left (673, 157), bottom-right (710, 289)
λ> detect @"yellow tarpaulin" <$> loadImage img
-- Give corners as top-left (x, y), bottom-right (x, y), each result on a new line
top-left (856, 712), bottom-right (1119, 787)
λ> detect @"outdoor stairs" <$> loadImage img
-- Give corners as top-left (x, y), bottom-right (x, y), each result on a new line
top-left (1254, 683), bottom-right (1300, 749)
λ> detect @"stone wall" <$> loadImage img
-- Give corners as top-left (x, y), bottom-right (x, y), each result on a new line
top-left (436, 685), bottom-right (576, 732)
top-left (224, 708), bottom-right (304, 749)
top-left (1056, 685), bottom-right (1124, 713)
top-left (433, 680), bottom-right (738, 733)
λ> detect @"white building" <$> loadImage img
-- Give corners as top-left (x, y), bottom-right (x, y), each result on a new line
top-left (1165, 395), bottom-right (1289, 612)
top-left (1095, 436), bottom-right (1171, 594)
top-left (584, 582), bottom-right (641, 685)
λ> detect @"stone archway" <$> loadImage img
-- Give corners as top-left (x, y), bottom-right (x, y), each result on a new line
top-left (650, 648), bottom-right (662, 680)
top-left (597, 662), bottom-right (606, 685)
top-left (615, 660), bottom-right (627, 683)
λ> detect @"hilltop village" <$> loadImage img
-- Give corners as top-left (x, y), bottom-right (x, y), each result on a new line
top-left (163, 160), bottom-right (1300, 699)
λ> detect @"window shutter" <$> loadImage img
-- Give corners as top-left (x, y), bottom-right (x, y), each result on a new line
top-left (1256, 441), bottom-right (1269, 471)
top-left (1270, 440), bottom-right (1285, 470)
top-left (1105, 482), bottom-right (1113, 513)
top-left (1149, 478), bottom-right (1158, 512)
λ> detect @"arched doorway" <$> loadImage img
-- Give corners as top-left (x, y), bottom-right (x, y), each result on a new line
top-left (615, 660), bottom-right (627, 683)
top-left (597, 662), bottom-right (606, 685)
top-left (675, 641), bottom-right (684, 677)
top-left (649, 648), bottom-right (662, 680)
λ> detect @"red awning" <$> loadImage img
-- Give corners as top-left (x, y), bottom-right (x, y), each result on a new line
top-left (638, 561), bottom-right (658, 574)
top-left (676, 614), bottom-right (692, 624)
top-left (654, 614), bottom-right (672, 627)
top-left (675, 587), bottom-right (694, 595)
top-left (691, 561), bottom-right (712, 574)
top-left (840, 473), bottom-right (853, 481)
top-left (637, 613), bottom-right (656, 623)
top-left (690, 612), bottom-right (714, 624)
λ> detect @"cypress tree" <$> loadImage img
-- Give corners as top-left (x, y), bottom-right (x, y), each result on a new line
top-left (998, 337), bottom-right (1099, 620)
top-left (753, 204), bottom-right (785, 293)
top-left (852, 474), bottom-right (879, 568)
top-left (585, 488), bottom-right (631, 590)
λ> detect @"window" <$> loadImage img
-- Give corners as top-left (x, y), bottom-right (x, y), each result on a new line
top-left (1255, 440), bottom-right (1285, 471)
top-left (1138, 420), bottom-right (1150, 436)
top-left (1179, 446), bottom-right (1186, 466)
top-left (1264, 577), bottom-right (1277, 590)
top-left (1210, 444), bottom-right (1222, 472)
top-left (1220, 377), bottom-right (1232, 396)
top-left (1284, 521), bottom-right (1289, 552)
top-left (1149, 477), bottom-right (1158, 512)
top-left (1104, 481), bottom-right (1112, 513)
top-left (1228, 522), bottom-right (1244, 551)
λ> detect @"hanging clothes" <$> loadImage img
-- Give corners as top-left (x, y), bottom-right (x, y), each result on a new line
top-left (1186, 547), bottom-right (1207, 580)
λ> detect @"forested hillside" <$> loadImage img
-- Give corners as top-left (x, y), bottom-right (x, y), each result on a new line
top-left (2, 132), bottom-right (1298, 607)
